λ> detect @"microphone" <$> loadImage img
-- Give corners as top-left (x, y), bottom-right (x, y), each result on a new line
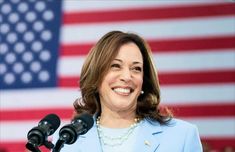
top-left (53, 113), bottom-right (94, 152)
top-left (26, 113), bottom-right (61, 151)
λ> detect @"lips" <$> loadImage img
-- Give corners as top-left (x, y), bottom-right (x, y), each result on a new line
top-left (112, 87), bottom-right (134, 95)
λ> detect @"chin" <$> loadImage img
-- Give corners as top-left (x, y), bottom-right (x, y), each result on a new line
top-left (113, 101), bottom-right (136, 111)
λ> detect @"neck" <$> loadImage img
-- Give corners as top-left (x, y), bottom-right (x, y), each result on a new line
top-left (99, 109), bottom-right (136, 128)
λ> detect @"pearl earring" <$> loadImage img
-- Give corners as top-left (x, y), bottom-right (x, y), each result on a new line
top-left (141, 90), bottom-right (144, 94)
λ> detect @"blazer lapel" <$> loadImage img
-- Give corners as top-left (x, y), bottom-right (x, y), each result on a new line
top-left (133, 120), bottom-right (163, 152)
top-left (78, 124), bottom-right (102, 152)
top-left (77, 119), bottom-right (163, 152)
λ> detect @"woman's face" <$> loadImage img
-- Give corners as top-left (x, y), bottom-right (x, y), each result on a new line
top-left (99, 42), bottom-right (143, 113)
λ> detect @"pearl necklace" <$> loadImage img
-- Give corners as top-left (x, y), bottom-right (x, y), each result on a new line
top-left (96, 117), bottom-right (140, 147)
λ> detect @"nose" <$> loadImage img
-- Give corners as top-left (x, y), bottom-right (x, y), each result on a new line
top-left (120, 67), bottom-right (132, 82)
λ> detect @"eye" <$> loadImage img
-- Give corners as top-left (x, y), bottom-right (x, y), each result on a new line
top-left (132, 66), bottom-right (142, 72)
top-left (110, 63), bottom-right (121, 69)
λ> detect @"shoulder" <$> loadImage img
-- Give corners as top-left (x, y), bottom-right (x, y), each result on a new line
top-left (165, 118), bottom-right (202, 151)
top-left (159, 118), bottom-right (201, 146)
top-left (144, 118), bottom-right (197, 130)
top-left (161, 118), bottom-right (199, 134)
top-left (167, 118), bottom-right (197, 129)
top-left (143, 118), bottom-right (199, 137)
top-left (141, 118), bottom-right (202, 151)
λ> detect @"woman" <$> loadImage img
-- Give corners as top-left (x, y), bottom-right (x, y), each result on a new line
top-left (61, 31), bottom-right (202, 152)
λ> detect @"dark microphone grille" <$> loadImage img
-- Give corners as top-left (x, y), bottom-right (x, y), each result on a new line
top-left (41, 113), bottom-right (61, 130)
top-left (74, 113), bottom-right (94, 130)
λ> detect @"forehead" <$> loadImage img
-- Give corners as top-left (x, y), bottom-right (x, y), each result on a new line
top-left (114, 42), bottom-right (143, 62)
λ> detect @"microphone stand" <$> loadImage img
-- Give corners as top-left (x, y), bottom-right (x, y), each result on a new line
top-left (52, 133), bottom-right (70, 152)
top-left (26, 137), bottom-right (54, 152)
top-left (26, 140), bottom-right (41, 152)
top-left (25, 146), bottom-right (40, 152)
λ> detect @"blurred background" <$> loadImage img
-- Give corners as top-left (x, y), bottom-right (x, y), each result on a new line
top-left (0, 0), bottom-right (234, 151)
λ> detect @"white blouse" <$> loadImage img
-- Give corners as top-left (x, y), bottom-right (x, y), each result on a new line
top-left (98, 121), bottom-right (142, 152)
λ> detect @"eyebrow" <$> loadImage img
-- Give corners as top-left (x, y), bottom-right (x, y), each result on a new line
top-left (113, 58), bottom-right (143, 65)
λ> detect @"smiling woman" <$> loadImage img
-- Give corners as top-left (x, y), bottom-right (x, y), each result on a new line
top-left (99, 42), bottom-right (144, 117)
top-left (59, 31), bottom-right (203, 152)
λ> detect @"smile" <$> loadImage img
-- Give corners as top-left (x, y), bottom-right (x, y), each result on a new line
top-left (112, 87), bottom-right (134, 95)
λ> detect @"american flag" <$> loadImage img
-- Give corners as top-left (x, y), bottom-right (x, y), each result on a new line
top-left (0, 0), bottom-right (235, 151)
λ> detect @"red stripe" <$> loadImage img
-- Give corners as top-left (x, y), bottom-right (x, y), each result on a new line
top-left (201, 137), bottom-right (235, 151)
top-left (0, 141), bottom-right (50, 152)
top-left (59, 76), bottom-right (80, 87)
top-left (158, 70), bottom-right (235, 85)
top-left (60, 36), bottom-right (235, 56)
top-left (0, 108), bottom-right (74, 121)
top-left (1, 138), bottom-right (234, 151)
top-left (63, 3), bottom-right (235, 24)
top-left (58, 70), bottom-right (235, 87)
top-left (166, 103), bottom-right (235, 118)
top-left (149, 36), bottom-right (235, 53)
top-left (60, 43), bottom-right (92, 56)
top-left (1, 103), bottom-right (234, 121)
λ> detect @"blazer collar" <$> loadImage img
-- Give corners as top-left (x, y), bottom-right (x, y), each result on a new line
top-left (78, 118), bottom-right (163, 152)
top-left (78, 123), bottom-right (102, 152)
top-left (133, 119), bottom-right (163, 152)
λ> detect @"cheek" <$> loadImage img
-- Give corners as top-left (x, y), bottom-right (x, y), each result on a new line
top-left (100, 73), bottom-right (117, 91)
top-left (135, 76), bottom-right (143, 88)
top-left (105, 73), bottom-right (118, 85)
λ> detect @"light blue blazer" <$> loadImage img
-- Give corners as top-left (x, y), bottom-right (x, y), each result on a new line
top-left (55, 118), bottom-right (203, 152)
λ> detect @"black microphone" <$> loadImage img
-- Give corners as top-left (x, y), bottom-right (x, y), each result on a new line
top-left (26, 113), bottom-right (61, 152)
top-left (53, 113), bottom-right (94, 152)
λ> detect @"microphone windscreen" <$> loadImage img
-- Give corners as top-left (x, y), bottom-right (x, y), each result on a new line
top-left (74, 113), bottom-right (94, 130)
top-left (40, 113), bottom-right (61, 131)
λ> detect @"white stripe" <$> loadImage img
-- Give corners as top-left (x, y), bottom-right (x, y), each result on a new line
top-left (185, 117), bottom-right (235, 138)
top-left (0, 119), bottom-right (70, 141)
top-left (1, 84), bottom-right (234, 109)
top-left (61, 16), bottom-right (235, 44)
top-left (0, 88), bottom-right (81, 109)
top-left (58, 55), bottom-right (84, 77)
top-left (154, 49), bottom-right (235, 73)
top-left (63, 1), bottom-right (227, 13)
top-left (1, 117), bottom-right (234, 141)
top-left (58, 50), bottom-right (235, 77)
top-left (161, 84), bottom-right (235, 105)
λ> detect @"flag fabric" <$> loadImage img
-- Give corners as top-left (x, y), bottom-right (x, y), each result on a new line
top-left (0, 0), bottom-right (235, 151)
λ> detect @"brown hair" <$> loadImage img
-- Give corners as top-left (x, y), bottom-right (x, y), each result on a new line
top-left (74, 31), bottom-right (172, 124)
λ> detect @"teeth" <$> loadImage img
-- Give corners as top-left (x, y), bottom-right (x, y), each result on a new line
top-left (113, 88), bottom-right (131, 94)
